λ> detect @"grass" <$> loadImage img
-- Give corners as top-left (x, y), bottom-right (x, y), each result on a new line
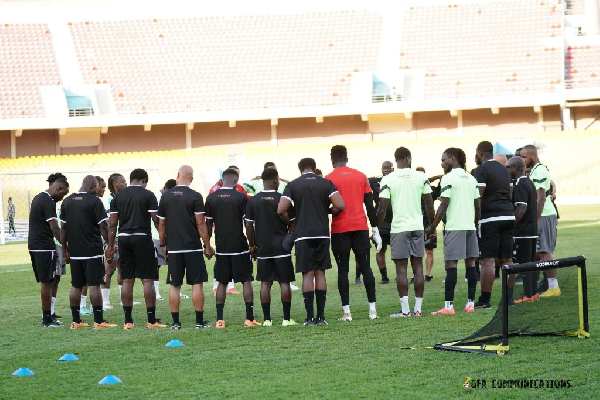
top-left (0, 205), bottom-right (598, 399)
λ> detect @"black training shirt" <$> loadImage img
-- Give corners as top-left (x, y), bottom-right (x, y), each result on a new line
top-left (205, 187), bottom-right (249, 254)
top-left (157, 185), bottom-right (205, 252)
top-left (28, 191), bottom-right (58, 251)
top-left (369, 176), bottom-right (393, 233)
top-left (246, 190), bottom-right (294, 258)
top-left (472, 160), bottom-right (514, 220)
top-left (60, 192), bottom-right (107, 257)
top-left (109, 185), bottom-right (158, 235)
top-left (512, 176), bottom-right (538, 238)
top-left (282, 172), bottom-right (337, 241)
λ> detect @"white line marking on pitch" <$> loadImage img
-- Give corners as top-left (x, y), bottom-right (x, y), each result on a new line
top-left (0, 268), bottom-right (29, 273)
top-left (558, 221), bottom-right (600, 230)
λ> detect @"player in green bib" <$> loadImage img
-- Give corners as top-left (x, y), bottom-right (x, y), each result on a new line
top-left (425, 148), bottom-right (481, 315)
top-left (521, 145), bottom-right (560, 297)
top-left (378, 147), bottom-right (434, 317)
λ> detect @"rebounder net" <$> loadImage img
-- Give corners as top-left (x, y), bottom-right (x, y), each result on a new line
top-left (435, 256), bottom-right (589, 355)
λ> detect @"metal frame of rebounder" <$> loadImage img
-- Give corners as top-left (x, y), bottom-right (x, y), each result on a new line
top-left (435, 255), bottom-right (589, 356)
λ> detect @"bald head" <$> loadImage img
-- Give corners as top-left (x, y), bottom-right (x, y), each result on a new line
top-left (381, 161), bottom-right (394, 176)
top-left (177, 165), bottom-right (194, 186)
top-left (80, 175), bottom-right (98, 195)
top-left (494, 153), bottom-right (508, 166)
top-left (507, 155), bottom-right (525, 179)
top-left (507, 156), bottom-right (525, 168)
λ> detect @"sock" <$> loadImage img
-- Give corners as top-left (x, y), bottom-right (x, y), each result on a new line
top-left (532, 271), bottom-right (540, 295)
top-left (154, 281), bottom-right (160, 297)
top-left (147, 307), bottom-right (156, 324)
top-left (51, 297), bottom-right (56, 315)
top-left (213, 279), bottom-right (218, 291)
top-left (479, 291), bottom-right (491, 304)
top-left (282, 302), bottom-right (291, 320)
top-left (123, 306), bottom-right (133, 324)
top-left (216, 303), bottom-right (224, 321)
top-left (227, 280), bottom-right (234, 290)
top-left (101, 288), bottom-right (110, 304)
top-left (245, 302), bottom-right (254, 321)
top-left (172, 312), bottom-right (180, 324)
top-left (315, 290), bottom-right (326, 319)
top-left (466, 267), bottom-right (478, 301)
top-left (80, 296), bottom-right (87, 309)
top-left (445, 300), bottom-right (454, 310)
top-left (261, 303), bottom-right (271, 321)
top-left (356, 267), bottom-right (361, 280)
top-left (195, 310), bottom-right (204, 325)
top-left (70, 305), bottom-right (81, 323)
top-left (93, 306), bottom-right (103, 324)
top-left (522, 273), bottom-right (533, 298)
top-left (548, 277), bottom-right (559, 289)
top-left (444, 268), bottom-right (457, 303)
top-left (342, 305), bottom-right (350, 314)
top-left (507, 288), bottom-right (514, 302)
top-left (380, 267), bottom-right (388, 280)
top-left (43, 309), bottom-right (52, 324)
top-left (414, 297), bottom-right (423, 313)
top-left (369, 302), bottom-right (376, 312)
top-left (303, 291), bottom-right (314, 320)
top-left (400, 296), bottom-right (410, 314)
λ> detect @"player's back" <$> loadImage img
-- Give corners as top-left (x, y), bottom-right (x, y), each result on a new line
top-left (380, 168), bottom-right (431, 232)
top-left (512, 176), bottom-right (538, 238)
top-left (247, 191), bottom-right (290, 257)
top-left (440, 168), bottom-right (479, 231)
top-left (60, 192), bottom-right (105, 257)
top-left (325, 166), bottom-right (370, 233)
top-left (110, 185), bottom-right (158, 235)
top-left (473, 160), bottom-right (513, 218)
top-left (205, 188), bottom-right (248, 253)
top-left (159, 186), bottom-right (204, 251)
top-left (283, 172), bottom-right (337, 239)
top-left (28, 191), bottom-right (56, 250)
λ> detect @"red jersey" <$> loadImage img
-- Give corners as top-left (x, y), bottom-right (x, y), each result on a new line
top-left (325, 166), bottom-right (372, 233)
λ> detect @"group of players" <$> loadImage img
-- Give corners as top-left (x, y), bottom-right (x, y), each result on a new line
top-left (28, 141), bottom-right (558, 329)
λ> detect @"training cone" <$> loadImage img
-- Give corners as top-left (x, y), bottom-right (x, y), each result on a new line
top-left (98, 375), bottom-right (122, 385)
top-left (12, 368), bottom-right (35, 377)
top-left (59, 353), bottom-right (79, 361)
top-left (165, 339), bottom-right (184, 347)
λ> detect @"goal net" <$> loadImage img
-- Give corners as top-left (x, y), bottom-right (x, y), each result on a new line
top-left (435, 256), bottom-right (590, 355)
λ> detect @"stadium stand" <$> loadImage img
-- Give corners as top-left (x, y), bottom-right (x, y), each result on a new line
top-left (0, 23), bottom-right (61, 119)
top-left (399, 1), bottom-right (564, 99)
top-left (68, 11), bottom-right (382, 114)
top-left (566, 45), bottom-right (600, 89)
top-left (567, 0), bottom-right (586, 15)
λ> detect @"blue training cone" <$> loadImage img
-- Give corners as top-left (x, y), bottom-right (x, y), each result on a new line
top-left (12, 368), bottom-right (35, 377)
top-left (99, 375), bottom-right (122, 385)
top-left (59, 353), bottom-right (79, 361)
top-left (165, 339), bottom-right (184, 347)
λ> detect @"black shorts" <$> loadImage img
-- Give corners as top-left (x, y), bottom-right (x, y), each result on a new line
top-left (257, 256), bottom-right (296, 283)
top-left (478, 219), bottom-right (514, 259)
top-left (380, 233), bottom-right (391, 246)
top-left (71, 257), bottom-right (105, 288)
top-left (214, 253), bottom-right (254, 284)
top-left (30, 251), bottom-right (56, 283)
top-left (425, 235), bottom-right (437, 250)
top-left (331, 230), bottom-right (371, 252)
top-left (294, 238), bottom-right (332, 273)
top-left (118, 235), bottom-right (158, 280)
top-left (513, 238), bottom-right (537, 265)
top-left (167, 251), bottom-right (208, 286)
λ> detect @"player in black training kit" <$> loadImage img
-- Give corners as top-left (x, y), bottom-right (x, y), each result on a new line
top-left (368, 161), bottom-right (393, 284)
top-left (158, 165), bottom-right (216, 329)
top-left (472, 141), bottom-right (515, 309)
top-left (245, 168), bottom-right (297, 326)
top-left (205, 168), bottom-right (259, 328)
top-left (107, 168), bottom-right (166, 329)
top-left (507, 156), bottom-right (538, 303)
top-left (47, 173), bottom-right (68, 321)
top-left (277, 158), bottom-right (345, 326)
top-left (29, 177), bottom-right (70, 327)
top-left (60, 175), bottom-right (117, 330)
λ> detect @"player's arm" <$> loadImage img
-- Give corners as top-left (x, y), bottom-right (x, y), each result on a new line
top-left (423, 193), bottom-right (435, 224)
top-left (158, 218), bottom-right (168, 261)
top-left (330, 192), bottom-right (345, 215)
top-left (106, 213), bottom-right (118, 264)
top-left (195, 214), bottom-right (214, 259)
top-left (536, 188), bottom-right (545, 222)
top-left (513, 184), bottom-right (527, 223)
top-left (474, 198), bottom-right (481, 227)
top-left (277, 196), bottom-right (292, 224)
top-left (58, 220), bottom-right (68, 262)
top-left (150, 212), bottom-right (159, 230)
top-left (425, 197), bottom-right (449, 239)
top-left (376, 197), bottom-right (389, 228)
top-left (363, 192), bottom-right (377, 228)
top-left (245, 220), bottom-right (257, 260)
top-left (514, 204), bottom-right (527, 223)
top-left (100, 221), bottom-right (108, 242)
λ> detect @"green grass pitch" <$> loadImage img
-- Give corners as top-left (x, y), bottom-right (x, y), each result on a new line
top-left (0, 205), bottom-right (598, 398)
